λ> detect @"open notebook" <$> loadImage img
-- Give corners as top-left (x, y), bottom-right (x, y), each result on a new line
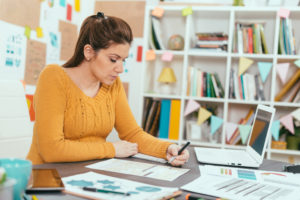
top-left (195, 104), bottom-right (275, 168)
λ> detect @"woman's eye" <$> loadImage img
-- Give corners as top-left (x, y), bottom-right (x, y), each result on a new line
top-left (110, 58), bottom-right (117, 63)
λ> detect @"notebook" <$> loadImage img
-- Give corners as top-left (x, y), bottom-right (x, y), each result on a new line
top-left (195, 104), bottom-right (275, 168)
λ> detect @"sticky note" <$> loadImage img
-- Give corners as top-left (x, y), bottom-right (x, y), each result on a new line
top-left (24, 26), bottom-right (31, 39)
top-left (67, 4), bottom-right (72, 21)
top-left (36, 27), bottom-right (44, 38)
top-left (151, 7), bottom-right (164, 18)
top-left (145, 50), bottom-right (156, 61)
top-left (278, 8), bottom-right (290, 18)
top-left (59, 0), bottom-right (66, 7)
top-left (161, 51), bottom-right (173, 62)
top-left (136, 46), bottom-right (143, 62)
top-left (75, 0), bottom-right (80, 12)
top-left (182, 7), bottom-right (193, 16)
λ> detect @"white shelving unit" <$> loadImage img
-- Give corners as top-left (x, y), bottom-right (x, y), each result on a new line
top-left (138, 5), bottom-right (300, 163)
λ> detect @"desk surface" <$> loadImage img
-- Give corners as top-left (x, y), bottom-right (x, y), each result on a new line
top-left (31, 147), bottom-right (287, 200)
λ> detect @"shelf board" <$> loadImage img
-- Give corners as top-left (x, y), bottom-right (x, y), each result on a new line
top-left (189, 141), bottom-right (223, 148)
top-left (152, 50), bottom-right (185, 56)
top-left (273, 102), bottom-right (300, 107)
top-left (277, 55), bottom-right (300, 60)
top-left (227, 99), bottom-right (271, 105)
top-left (231, 53), bottom-right (274, 59)
top-left (143, 93), bottom-right (182, 99)
top-left (184, 96), bottom-right (225, 103)
top-left (188, 49), bottom-right (228, 57)
top-left (270, 149), bottom-right (300, 156)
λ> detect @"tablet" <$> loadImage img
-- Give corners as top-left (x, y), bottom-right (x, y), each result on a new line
top-left (26, 168), bottom-right (64, 192)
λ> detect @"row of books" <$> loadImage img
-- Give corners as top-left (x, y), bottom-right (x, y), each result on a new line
top-left (233, 22), bottom-right (268, 54)
top-left (229, 68), bottom-right (265, 101)
top-left (186, 67), bottom-right (225, 98)
top-left (278, 18), bottom-right (296, 55)
top-left (194, 32), bottom-right (228, 52)
top-left (142, 98), bottom-right (181, 140)
top-left (226, 108), bottom-right (255, 145)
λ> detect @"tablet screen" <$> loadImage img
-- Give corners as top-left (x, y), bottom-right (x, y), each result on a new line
top-left (27, 168), bottom-right (64, 191)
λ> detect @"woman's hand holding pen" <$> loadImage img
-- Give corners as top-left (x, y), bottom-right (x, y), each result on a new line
top-left (166, 143), bottom-right (189, 166)
top-left (113, 141), bottom-right (138, 158)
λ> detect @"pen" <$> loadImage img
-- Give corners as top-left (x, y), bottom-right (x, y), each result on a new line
top-left (82, 186), bottom-right (130, 196)
top-left (168, 141), bottom-right (190, 164)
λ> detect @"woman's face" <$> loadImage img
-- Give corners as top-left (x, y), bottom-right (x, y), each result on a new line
top-left (90, 43), bottom-right (130, 85)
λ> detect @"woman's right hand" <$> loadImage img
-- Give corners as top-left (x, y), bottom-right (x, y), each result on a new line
top-left (112, 140), bottom-right (138, 158)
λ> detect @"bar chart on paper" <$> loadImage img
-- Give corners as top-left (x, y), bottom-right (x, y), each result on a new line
top-left (181, 165), bottom-right (300, 200)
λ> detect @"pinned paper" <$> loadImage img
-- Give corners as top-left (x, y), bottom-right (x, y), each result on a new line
top-left (280, 114), bottom-right (294, 134)
top-left (36, 27), bottom-right (44, 38)
top-left (137, 46), bottom-right (143, 62)
top-left (197, 107), bottom-right (212, 125)
top-left (291, 108), bottom-right (300, 121)
top-left (278, 8), bottom-right (290, 18)
top-left (276, 63), bottom-right (289, 84)
top-left (271, 120), bottom-right (280, 141)
top-left (210, 115), bottom-right (223, 135)
top-left (258, 62), bottom-right (272, 83)
top-left (59, 0), bottom-right (66, 7)
top-left (24, 26), bottom-right (31, 39)
top-left (161, 51), bottom-right (173, 62)
top-left (75, 0), bottom-right (80, 12)
top-left (182, 7), bottom-right (193, 16)
top-left (48, 0), bottom-right (54, 7)
top-left (184, 99), bottom-right (200, 116)
top-left (225, 122), bottom-right (238, 142)
top-left (67, 4), bottom-right (72, 21)
top-left (239, 125), bottom-right (252, 144)
top-left (145, 50), bottom-right (156, 61)
top-left (294, 59), bottom-right (300, 68)
top-left (151, 7), bottom-right (164, 18)
top-left (239, 57), bottom-right (254, 76)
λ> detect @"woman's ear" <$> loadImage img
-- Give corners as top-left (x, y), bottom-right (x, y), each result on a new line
top-left (83, 44), bottom-right (95, 61)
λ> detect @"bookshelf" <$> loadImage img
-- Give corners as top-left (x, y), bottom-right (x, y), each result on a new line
top-left (138, 5), bottom-right (300, 163)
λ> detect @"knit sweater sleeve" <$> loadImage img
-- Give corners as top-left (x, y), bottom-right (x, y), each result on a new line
top-left (33, 66), bottom-right (115, 163)
top-left (114, 78), bottom-right (172, 159)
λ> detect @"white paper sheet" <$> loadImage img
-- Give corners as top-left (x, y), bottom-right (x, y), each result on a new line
top-left (181, 165), bottom-right (300, 200)
top-left (86, 159), bottom-right (189, 181)
top-left (63, 171), bottom-right (179, 200)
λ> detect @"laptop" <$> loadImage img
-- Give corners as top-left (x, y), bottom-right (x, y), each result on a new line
top-left (195, 104), bottom-right (275, 168)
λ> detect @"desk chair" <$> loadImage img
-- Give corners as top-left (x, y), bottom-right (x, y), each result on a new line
top-left (0, 80), bottom-right (33, 158)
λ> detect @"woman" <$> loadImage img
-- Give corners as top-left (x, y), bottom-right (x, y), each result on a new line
top-left (27, 12), bottom-right (189, 166)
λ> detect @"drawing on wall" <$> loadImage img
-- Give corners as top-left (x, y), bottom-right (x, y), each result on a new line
top-left (46, 31), bottom-right (61, 65)
top-left (0, 21), bottom-right (27, 80)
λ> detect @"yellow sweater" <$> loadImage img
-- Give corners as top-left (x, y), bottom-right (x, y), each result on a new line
top-left (27, 65), bottom-right (172, 164)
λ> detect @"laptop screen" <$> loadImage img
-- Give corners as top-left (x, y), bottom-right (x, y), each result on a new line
top-left (249, 109), bottom-right (272, 155)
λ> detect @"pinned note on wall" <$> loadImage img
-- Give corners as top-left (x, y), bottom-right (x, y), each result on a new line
top-left (24, 26), bottom-right (31, 39)
top-left (151, 7), bottom-right (164, 18)
top-left (36, 27), bottom-right (44, 38)
top-left (59, 0), bottom-right (66, 7)
top-left (145, 50), bottom-right (156, 61)
top-left (161, 51), bottom-right (173, 62)
top-left (278, 8), bottom-right (290, 18)
top-left (75, 0), bottom-right (80, 12)
top-left (67, 4), bottom-right (72, 21)
top-left (182, 7), bottom-right (193, 16)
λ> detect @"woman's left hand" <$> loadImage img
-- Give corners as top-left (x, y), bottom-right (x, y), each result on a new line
top-left (166, 144), bottom-right (189, 166)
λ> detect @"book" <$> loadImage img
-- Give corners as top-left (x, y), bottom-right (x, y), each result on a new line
top-left (149, 101), bottom-right (161, 137)
top-left (259, 24), bottom-right (269, 54)
top-left (248, 27), bottom-right (253, 54)
top-left (275, 69), bottom-right (300, 101)
top-left (289, 80), bottom-right (300, 102)
top-left (145, 100), bottom-right (159, 132)
top-left (168, 100), bottom-right (181, 140)
top-left (142, 98), bottom-right (153, 129)
top-left (211, 74), bottom-right (220, 98)
top-left (158, 99), bottom-right (171, 139)
top-left (151, 17), bottom-right (166, 50)
top-left (151, 19), bottom-right (161, 50)
top-left (214, 73), bottom-right (224, 98)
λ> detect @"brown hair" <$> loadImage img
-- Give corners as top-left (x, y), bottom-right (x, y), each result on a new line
top-left (63, 13), bottom-right (133, 68)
